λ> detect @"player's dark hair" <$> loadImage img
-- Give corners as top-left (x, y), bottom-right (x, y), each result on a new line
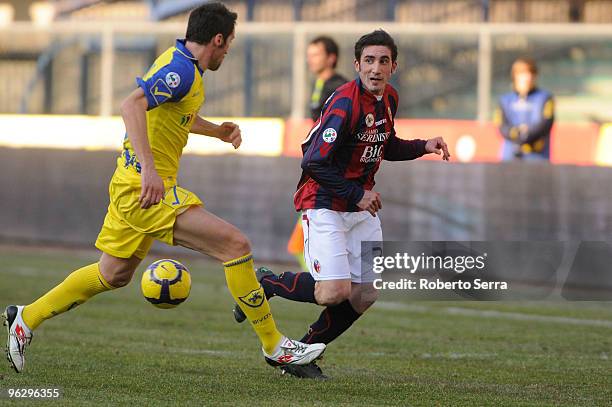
top-left (186, 2), bottom-right (237, 45)
top-left (354, 29), bottom-right (398, 62)
top-left (310, 36), bottom-right (340, 68)
top-left (512, 57), bottom-right (538, 76)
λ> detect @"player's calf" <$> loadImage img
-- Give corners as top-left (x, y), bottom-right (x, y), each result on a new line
top-left (232, 266), bottom-right (276, 323)
top-left (349, 282), bottom-right (378, 314)
top-left (233, 267), bottom-right (320, 323)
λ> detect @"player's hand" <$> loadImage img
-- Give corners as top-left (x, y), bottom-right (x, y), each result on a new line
top-left (218, 122), bottom-right (242, 149)
top-left (425, 137), bottom-right (451, 161)
top-left (140, 167), bottom-right (165, 209)
top-left (357, 190), bottom-right (382, 217)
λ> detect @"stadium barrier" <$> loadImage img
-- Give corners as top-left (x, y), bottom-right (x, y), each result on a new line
top-left (1, 115), bottom-right (607, 165)
top-left (1, 146), bottom-right (611, 263)
top-left (0, 115), bottom-right (284, 156)
top-left (284, 118), bottom-right (608, 165)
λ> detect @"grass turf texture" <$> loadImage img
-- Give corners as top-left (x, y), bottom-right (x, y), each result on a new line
top-left (1, 246), bottom-right (610, 406)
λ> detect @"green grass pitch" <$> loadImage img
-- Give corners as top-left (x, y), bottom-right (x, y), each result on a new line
top-left (1, 246), bottom-right (610, 406)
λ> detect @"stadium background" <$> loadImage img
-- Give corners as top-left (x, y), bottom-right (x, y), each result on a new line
top-left (1, 0), bottom-right (611, 262)
top-left (0, 1), bottom-right (611, 405)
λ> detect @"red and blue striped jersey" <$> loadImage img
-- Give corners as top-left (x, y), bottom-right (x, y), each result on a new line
top-left (294, 78), bottom-right (428, 212)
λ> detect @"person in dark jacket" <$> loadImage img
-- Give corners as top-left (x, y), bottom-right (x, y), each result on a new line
top-left (495, 57), bottom-right (555, 161)
top-left (307, 36), bottom-right (349, 121)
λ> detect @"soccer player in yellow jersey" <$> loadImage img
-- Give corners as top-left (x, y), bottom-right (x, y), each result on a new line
top-left (3, 2), bottom-right (325, 373)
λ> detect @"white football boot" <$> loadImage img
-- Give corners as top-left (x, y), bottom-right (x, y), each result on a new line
top-left (263, 336), bottom-right (325, 366)
top-left (3, 305), bottom-right (33, 373)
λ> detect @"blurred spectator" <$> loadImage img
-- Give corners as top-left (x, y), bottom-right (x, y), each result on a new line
top-left (287, 36), bottom-right (348, 271)
top-left (306, 36), bottom-right (348, 121)
top-left (569, 0), bottom-right (586, 22)
top-left (495, 58), bottom-right (555, 161)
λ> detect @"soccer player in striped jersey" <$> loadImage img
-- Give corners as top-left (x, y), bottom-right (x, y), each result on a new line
top-left (3, 2), bottom-right (325, 374)
top-left (234, 30), bottom-right (450, 378)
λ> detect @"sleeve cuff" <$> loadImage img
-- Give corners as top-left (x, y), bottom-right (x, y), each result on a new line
top-left (416, 139), bottom-right (428, 156)
top-left (348, 186), bottom-right (365, 205)
top-left (136, 77), bottom-right (157, 111)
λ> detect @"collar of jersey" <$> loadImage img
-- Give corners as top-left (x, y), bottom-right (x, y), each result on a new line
top-left (357, 77), bottom-right (385, 102)
top-left (512, 87), bottom-right (539, 98)
top-left (175, 39), bottom-right (204, 75)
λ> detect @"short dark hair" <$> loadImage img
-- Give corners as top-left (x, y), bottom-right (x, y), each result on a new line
top-left (354, 29), bottom-right (398, 62)
top-left (310, 36), bottom-right (340, 68)
top-left (186, 2), bottom-right (237, 45)
top-left (512, 57), bottom-right (538, 76)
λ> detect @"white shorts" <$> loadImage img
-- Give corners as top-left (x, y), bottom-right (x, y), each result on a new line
top-left (302, 208), bottom-right (382, 283)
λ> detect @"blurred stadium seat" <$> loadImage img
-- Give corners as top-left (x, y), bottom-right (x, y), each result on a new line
top-left (65, 1), bottom-right (149, 21)
top-left (0, 0), bottom-right (610, 160)
top-left (0, 0), bottom-right (611, 260)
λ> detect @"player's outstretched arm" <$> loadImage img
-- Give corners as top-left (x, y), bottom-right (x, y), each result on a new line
top-left (384, 132), bottom-right (451, 161)
top-left (190, 116), bottom-right (242, 149)
top-left (120, 88), bottom-right (165, 209)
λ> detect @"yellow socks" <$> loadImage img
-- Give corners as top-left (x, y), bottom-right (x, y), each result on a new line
top-left (21, 256), bottom-right (282, 354)
top-left (22, 263), bottom-right (115, 330)
top-left (223, 254), bottom-right (282, 354)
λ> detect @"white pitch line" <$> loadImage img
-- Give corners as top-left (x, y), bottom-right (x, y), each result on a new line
top-left (366, 351), bottom-right (497, 359)
top-left (420, 352), bottom-right (497, 359)
top-left (167, 348), bottom-right (232, 356)
top-left (444, 307), bottom-right (612, 328)
top-left (374, 301), bottom-right (429, 312)
top-left (375, 301), bottom-right (612, 328)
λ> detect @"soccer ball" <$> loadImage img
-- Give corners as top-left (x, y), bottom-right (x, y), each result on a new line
top-left (141, 259), bottom-right (191, 309)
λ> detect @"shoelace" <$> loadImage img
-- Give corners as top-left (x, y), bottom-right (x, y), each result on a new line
top-left (290, 343), bottom-right (308, 354)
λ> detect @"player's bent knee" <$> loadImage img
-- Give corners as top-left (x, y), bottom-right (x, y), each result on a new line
top-left (316, 283), bottom-right (351, 306)
top-left (105, 271), bottom-right (133, 288)
top-left (99, 254), bottom-right (140, 288)
top-left (101, 265), bottom-right (134, 288)
top-left (225, 231), bottom-right (252, 259)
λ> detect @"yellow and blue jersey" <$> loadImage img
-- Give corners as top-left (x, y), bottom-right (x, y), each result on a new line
top-left (117, 39), bottom-right (205, 183)
top-left (494, 88), bottom-right (554, 161)
top-left (96, 39), bottom-right (206, 259)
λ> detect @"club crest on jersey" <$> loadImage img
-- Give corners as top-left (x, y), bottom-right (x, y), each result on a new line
top-left (365, 113), bottom-right (375, 128)
top-left (238, 286), bottom-right (265, 308)
top-left (322, 128), bottom-right (337, 143)
top-left (165, 72), bottom-right (181, 88)
top-left (313, 259), bottom-right (321, 273)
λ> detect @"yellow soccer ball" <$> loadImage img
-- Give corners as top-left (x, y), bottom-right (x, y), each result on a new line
top-left (141, 259), bottom-right (191, 309)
